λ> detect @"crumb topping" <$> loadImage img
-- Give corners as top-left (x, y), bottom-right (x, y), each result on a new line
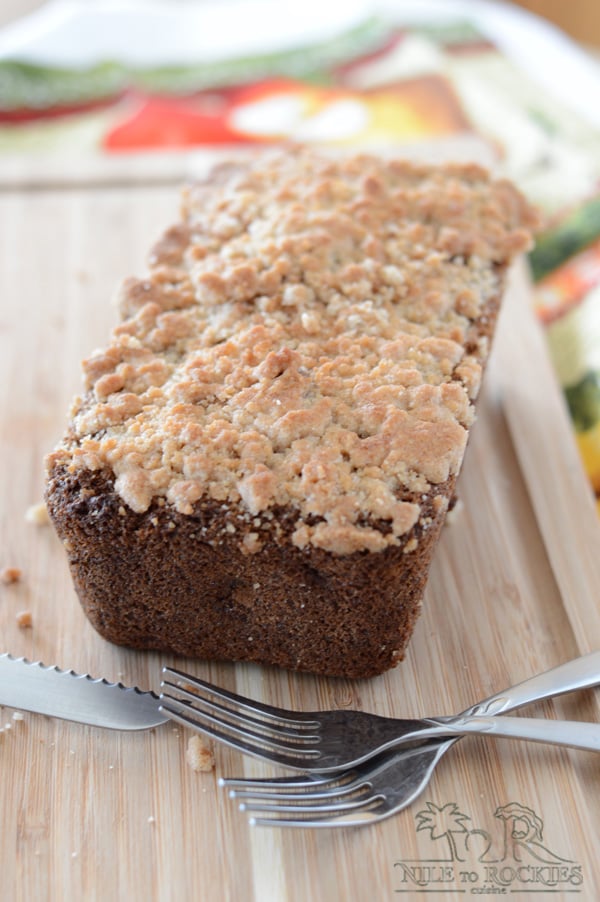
top-left (48, 150), bottom-right (535, 555)
top-left (25, 502), bottom-right (51, 526)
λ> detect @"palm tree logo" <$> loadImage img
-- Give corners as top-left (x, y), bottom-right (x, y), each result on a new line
top-left (415, 800), bottom-right (574, 865)
top-left (416, 802), bottom-right (471, 862)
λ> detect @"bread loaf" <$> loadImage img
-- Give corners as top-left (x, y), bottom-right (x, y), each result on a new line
top-left (45, 149), bottom-right (537, 677)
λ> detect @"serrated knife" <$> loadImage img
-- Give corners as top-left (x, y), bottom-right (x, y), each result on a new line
top-left (0, 653), bottom-right (169, 730)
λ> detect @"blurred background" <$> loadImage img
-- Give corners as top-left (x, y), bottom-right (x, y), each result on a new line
top-left (0, 1), bottom-right (599, 47)
top-left (516, 0), bottom-right (599, 48)
top-left (503, 1), bottom-right (600, 49)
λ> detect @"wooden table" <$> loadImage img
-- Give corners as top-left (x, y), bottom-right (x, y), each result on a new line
top-left (1, 155), bottom-right (600, 901)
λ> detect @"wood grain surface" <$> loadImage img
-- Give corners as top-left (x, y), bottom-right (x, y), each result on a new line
top-left (1, 171), bottom-right (599, 902)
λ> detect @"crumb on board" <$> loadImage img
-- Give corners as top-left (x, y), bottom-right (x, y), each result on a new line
top-left (186, 734), bottom-right (215, 772)
top-left (1, 567), bottom-right (22, 585)
top-left (16, 610), bottom-right (33, 629)
top-left (25, 502), bottom-right (50, 526)
top-left (0, 711), bottom-right (26, 733)
top-left (445, 497), bottom-right (464, 526)
top-left (147, 815), bottom-right (156, 824)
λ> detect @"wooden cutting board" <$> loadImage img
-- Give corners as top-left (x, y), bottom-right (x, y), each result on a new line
top-left (1, 165), bottom-right (600, 902)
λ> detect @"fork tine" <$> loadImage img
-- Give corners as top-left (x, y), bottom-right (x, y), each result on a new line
top-left (159, 696), bottom-right (323, 768)
top-left (161, 679), bottom-right (318, 742)
top-left (242, 782), bottom-right (392, 827)
top-left (162, 667), bottom-right (319, 728)
top-left (229, 780), bottom-right (371, 811)
top-left (219, 771), bottom-right (354, 792)
top-left (219, 774), bottom-right (335, 790)
top-left (239, 792), bottom-right (379, 816)
top-left (221, 767), bottom-right (376, 810)
top-left (249, 809), bottom-right (382, 828)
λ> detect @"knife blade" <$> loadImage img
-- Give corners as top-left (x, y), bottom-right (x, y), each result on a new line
top-left (0, 653), bottom-right (169, 730)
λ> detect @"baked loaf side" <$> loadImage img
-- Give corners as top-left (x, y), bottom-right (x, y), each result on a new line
top-left (46, 149), bottom-right (537, 678)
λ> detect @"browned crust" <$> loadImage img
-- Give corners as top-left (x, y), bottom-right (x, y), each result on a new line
top-left (45, 463), bottom-right (454, 679)
top-left (45, 283), bottom-right (505, 678)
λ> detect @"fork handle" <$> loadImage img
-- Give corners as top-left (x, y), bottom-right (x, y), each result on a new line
top-left (464, 650), bottom-right (600, 717)
top-left (426, 714), bottom-right (600, 751)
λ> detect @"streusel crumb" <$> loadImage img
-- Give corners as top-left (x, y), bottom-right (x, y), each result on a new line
top-left (47, 149), bottom-right (537, 555)
top-left (25, 502), bottom-right (50, 526)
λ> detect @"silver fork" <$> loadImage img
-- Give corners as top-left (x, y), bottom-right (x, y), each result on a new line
top-left (160, 652), bottom-right (600, 773)
top-left (218, 652), bottom-right (600, 827)
top-left (222, 741), bottom-right (454, 827)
